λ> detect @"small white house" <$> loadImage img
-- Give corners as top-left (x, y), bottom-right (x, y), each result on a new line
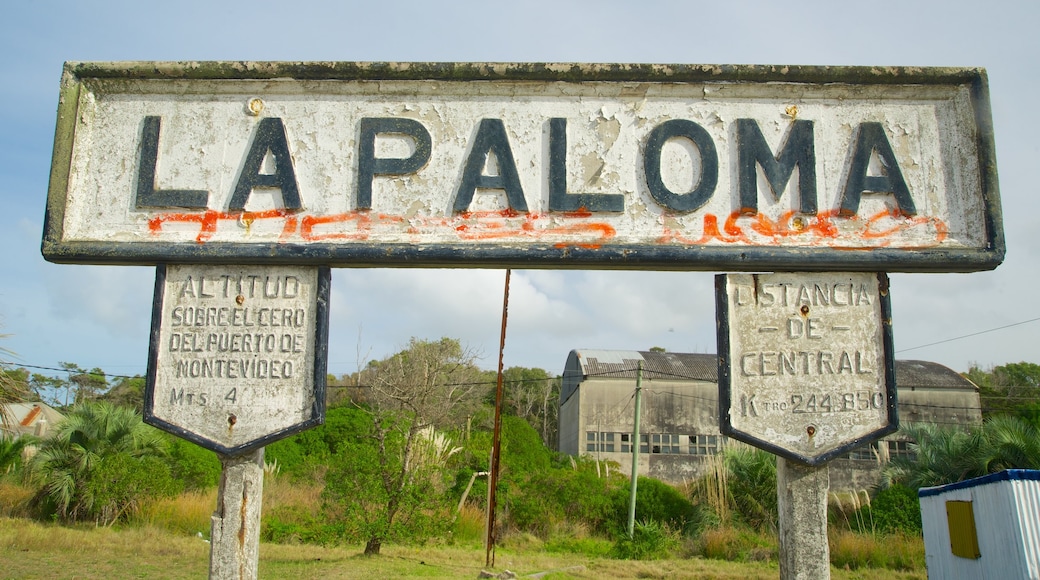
top-left (919, 469), bottom-right (1040, 580)
top-left (1, 402), bottom-right (64, 438)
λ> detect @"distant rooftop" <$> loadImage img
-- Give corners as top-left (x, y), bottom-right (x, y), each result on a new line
top-left (560, 349), bottom-right (975, 405)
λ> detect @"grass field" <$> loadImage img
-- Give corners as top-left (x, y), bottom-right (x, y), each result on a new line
top-left (0, 517), bottom-right (926, 580)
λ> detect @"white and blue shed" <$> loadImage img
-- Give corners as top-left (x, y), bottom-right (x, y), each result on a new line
top-left (919, 469), bottom-right (1040, 580)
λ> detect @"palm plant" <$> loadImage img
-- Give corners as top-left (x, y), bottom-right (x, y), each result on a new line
top-left (883, 416), bottom-right (1040, 489)
top-left (28, 401), bottom-right (170, 523)
top-left (722, 445), bottom-right (778, 533)
top-left (0, 433), bottom-right (33, 474)
top-left (980, 415), bottom-right (1040, 472)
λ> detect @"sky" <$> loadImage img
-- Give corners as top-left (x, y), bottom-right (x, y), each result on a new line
top-left (0, 1), bottom-right (1038, 384)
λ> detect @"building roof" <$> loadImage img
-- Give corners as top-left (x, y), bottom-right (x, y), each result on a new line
top-left (1, 402), bottom-right (65, 438)
top-left (560, 349), bottom-right (976, 405)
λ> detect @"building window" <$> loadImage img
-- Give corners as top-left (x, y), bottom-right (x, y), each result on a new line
top-left (846, 442), bottom-right (879, 461)
top-left (688, 434), bottom-right (720, 456)
top-left (620, 433), bottom-right (631, 453)
top-left (888, 440), bottom-right (915, 461)
top-left (586, 431), bottom-right (617, 453)
top-left (642, 433), bottom-right (683, 454)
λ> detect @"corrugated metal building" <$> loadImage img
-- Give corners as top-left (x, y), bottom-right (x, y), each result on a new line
top-left (919, 470), bottom-right (1040, 579)
top-left (559, 349), bottom-right (981, 489)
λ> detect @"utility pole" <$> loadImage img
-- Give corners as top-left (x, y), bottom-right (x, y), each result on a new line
top-left (627, 361), bottom-right (643, 538)
top-left (485, 269), bottom-right (511, 568)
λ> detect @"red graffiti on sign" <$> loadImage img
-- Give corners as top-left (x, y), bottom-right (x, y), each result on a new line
top-left (147, 207), bottom-right (947, 249)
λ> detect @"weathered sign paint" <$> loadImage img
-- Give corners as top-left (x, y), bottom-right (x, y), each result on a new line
top-left (44, 62), bottom-right (1002, 272)
top-left (716, 272), bottom-right (897, 465)
top-left (144, 264), bottom-right (330, 454)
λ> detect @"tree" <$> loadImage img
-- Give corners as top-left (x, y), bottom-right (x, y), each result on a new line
top-left (28, 401), bottom-right (176, 524)
top-left (497, 367), bottom-right (560, 449)
top-left (0, 329), bottom-right (30, 414)
top-left (102, 376), bottom-right (146, 412)
top-left (966, 361), bottom-right (1040, 422)
top-left (60, 362), bottom-right (108, 404)
top-left (1, 368), bottom-right (32, 431)
top-left (363, 337), bottom-right (485, 430)
top-left (326, 337), bottom-right (482, 555)
top-left (323, 408), bottom-right (458, 554)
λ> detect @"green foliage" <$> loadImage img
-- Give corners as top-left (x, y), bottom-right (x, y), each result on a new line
top-left (0, 366), bottom-right (31, 407)
top-left (851, 484), bottom-right (922, 535)
top-left (614, 477), bottom-right (701, 535)
top-left (610, 520), bottom-right (680, 560)
top-left (101, 376), bottom-right (146, 412)
top-left (163, 435), bottom-right (220, 490)
top-left (265, 404), bottom-right (372, 478)
top-left (321, 409), bottom-right (455, 553)
top-left (723, 446), bottom-right (778, 533)
top-left (884, 417), bottom-right (1040, 489)
top-left (494, 367), bottom-right (561, 449)
top-left (501, 415), bottom-right (553, 475)
top-left (262, 504), bottom-right (345, 546)
top-left (969, 361), bottom-right (1040, 420)
top-left (28, 401), bottom-right (171, 524)
top-left (87, 453), bottom-right (179, 524)
top-left (983, 414), bottom-right (1040, 471)
top-left (0, 434), bottom-right (32, 475)
top-left (504, 457), bottom-right (623, 537)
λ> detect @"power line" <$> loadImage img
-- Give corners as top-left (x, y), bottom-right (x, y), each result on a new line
top-left (897, 316), bottom-right (1040, 354)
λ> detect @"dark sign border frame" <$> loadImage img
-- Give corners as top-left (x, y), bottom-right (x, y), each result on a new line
top-left (715, 272), bottom-right (899, 466)
top-left (43, 62), bottom-right (1003, 273)
top-left (143, 264), bottom-right (330, 455)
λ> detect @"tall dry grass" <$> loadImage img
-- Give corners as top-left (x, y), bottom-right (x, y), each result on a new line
top-left (0, 480), bottom-right (33, 518)
top-left (134, 488), bottom-right (216, 537)
top-left (829, 529), bottom-right (924, 571)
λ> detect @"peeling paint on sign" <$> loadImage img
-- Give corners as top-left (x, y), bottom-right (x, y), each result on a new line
top-left (44, 62), bottom-right (1003, 272)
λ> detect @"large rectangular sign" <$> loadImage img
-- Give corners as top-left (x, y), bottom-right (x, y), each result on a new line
top-left (44, 62), bottom-right (1003, 271)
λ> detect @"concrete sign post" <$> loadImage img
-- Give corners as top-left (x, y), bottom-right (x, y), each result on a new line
top-left (144, 264), bottom-right (329, 580)
top-left (717, 271), bottom-right (896, 579)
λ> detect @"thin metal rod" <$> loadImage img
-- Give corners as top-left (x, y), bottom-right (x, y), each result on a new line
top-left (485, 269), bottom-right (511, 568)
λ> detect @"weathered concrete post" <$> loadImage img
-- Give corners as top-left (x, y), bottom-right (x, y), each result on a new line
top-left (777, 458), bottom-right (830, 580)
top-left (210, 449), bottom-right (265, 580)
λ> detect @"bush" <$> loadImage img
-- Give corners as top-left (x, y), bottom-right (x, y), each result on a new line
top-left (164, 435), bottom-right (220, 490)
top-left (504, 460), bottom-right (623, 536)
top-left (723, 447), bottom-right (778, 532)
top-left (85, 453), bottom-right (180, 525)
top-left (852, 484), bottom-right (922, 535)
top-left (613, 477), bottom-right (702, 535)
top-left (610, 520), bottom-right (679, 560)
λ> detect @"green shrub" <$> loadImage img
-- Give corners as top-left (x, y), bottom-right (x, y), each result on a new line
top-left (723, 447), bottom-right (778, 532)
top-left (164, 435), bottom-right (220, 490)
top-left (852, 484), bottom-right (922, 534)
top-left (613, 476), bottom-right (701, 535)
top-left (88, 453), bottom-right (180, 524)
top-left (504, 460), bottom-right (622, 536)
top-left (610, 520), bottom-right (680, 560)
